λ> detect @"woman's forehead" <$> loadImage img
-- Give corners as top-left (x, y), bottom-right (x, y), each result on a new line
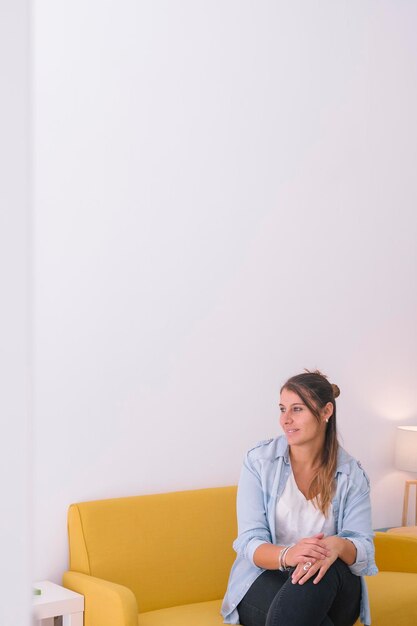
top-left (280, 388), bottom-right (304, 404)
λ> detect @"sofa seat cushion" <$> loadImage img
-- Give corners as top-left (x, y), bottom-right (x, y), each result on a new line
top-left (138, 599), bottom-right (225, 626)
top-left (363, 571), bottom-right (417, 625)
top-left (138, 572), bottom-right (417, 626)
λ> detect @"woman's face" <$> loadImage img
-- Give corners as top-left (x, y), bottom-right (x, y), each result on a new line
top-left (279, 387), bottom-right (328, 447)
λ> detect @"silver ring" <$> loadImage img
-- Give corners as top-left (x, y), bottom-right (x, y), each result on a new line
top-left (303, 561), bottom-right (312, 571)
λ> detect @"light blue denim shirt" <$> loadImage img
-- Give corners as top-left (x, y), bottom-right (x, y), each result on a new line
top-left (221, 436), bottom-right (378, 625)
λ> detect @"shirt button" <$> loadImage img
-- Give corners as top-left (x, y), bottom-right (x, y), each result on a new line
top-left (232, 603), bottom-right (236, 608)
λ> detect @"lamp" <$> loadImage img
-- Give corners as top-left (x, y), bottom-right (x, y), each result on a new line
top-left (395, 426), bottom-right (417, 526)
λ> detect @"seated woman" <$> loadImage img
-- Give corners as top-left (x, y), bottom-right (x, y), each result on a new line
top-left (222, 370), bottom-right (377, 626)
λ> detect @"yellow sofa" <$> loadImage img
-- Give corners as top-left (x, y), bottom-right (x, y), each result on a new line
top-left (63, 486), bottom-right (417, 626)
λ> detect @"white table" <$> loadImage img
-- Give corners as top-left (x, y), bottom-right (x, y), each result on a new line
top-left (33, 580), bottom-right (84, 626)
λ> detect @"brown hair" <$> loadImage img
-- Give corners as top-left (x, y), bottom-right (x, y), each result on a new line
top-left (281, 370), bottom-right (340, 516)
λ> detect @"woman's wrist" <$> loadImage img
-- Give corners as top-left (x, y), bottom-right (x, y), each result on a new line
top-left (324, 535), bottom-right (356, 565)
top-left (278, 544), bottom-right (294, 570)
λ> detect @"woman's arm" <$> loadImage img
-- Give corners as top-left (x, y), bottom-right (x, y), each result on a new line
top-left (336, 464), bottom-right (377, 577)
top-left (322, 535), bottom-right (356, 565)
top-left (232, 449), bottom-right (274, 565)
top-left (252, 542), bottom-right (281, 569)
top-left (254, 533), bottom-right (330, 570)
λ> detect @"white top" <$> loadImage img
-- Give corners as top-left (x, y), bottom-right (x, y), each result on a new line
top-left (275, 472), bottom-right (335, 546)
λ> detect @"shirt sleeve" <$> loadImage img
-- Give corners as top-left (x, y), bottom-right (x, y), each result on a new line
top-left (337, 464), bottom-right (378, 577)
top-left (232, 450), bottom-right (273, 567)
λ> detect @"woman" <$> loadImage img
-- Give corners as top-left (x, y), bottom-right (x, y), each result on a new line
top-left (222, 371), bottom-right (377, 626)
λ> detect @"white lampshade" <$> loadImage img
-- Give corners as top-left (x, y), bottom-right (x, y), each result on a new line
top-left (395, 426), bottom-right (417, 472)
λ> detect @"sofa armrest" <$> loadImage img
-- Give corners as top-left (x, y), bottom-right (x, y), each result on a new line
top-left (63, 571), bottom-right (138, 626)
top-left (374, 531), bottom-right (417, 573)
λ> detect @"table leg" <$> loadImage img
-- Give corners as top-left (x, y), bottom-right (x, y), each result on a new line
top-left (402, 482), bottom-right (410, 526)
top-left (414, 482), bottom-right (417, 525)
top-left (63, 612), bottom-right (83, 626)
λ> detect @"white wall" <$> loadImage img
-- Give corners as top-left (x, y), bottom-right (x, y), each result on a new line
top-left (34, 1), bottom-right (417, 582)
top-left (0, 1), bottom-right (32, 623)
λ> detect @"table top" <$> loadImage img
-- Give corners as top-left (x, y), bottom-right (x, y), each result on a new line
top-left (33, 580), bottom-right (84, 619)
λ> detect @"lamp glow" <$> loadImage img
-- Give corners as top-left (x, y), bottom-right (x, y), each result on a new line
top-left (395, 426), bottom-right (417, 526)
top-left (395, 426), bottom-right (417, 472)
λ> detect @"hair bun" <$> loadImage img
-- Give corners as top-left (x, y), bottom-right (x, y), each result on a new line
top-left (331, 383), bottom-right (340, 399)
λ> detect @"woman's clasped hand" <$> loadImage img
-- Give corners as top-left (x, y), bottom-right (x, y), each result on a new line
top-left (288, 533), bottom-right (341, 585)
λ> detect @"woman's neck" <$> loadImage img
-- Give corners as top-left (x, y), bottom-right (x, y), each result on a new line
top-left (289, 442), bottom-right (323, 471)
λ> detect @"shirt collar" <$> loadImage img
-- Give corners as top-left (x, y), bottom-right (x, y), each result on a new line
top-left (274, 436), bottom-right (352, 476)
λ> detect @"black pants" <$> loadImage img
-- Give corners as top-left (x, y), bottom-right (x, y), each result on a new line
top-left (237, 559), bottom-right (361, 626)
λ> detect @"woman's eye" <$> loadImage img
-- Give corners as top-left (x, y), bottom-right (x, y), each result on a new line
top-left (279, 407), bottom-right (285, 413)
top-left (293, 406), bottom-right (302, 412)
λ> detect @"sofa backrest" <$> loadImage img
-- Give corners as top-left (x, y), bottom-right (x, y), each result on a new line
top-left (374, 532), bottom-right (417, 572)
top-left (67, 486), bottom-right (237, 613)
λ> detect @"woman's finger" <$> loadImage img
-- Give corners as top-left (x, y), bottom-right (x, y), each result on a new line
top-left (297, 545), bottom-right (329, 559)
top-left (298, 563), bottom-right (321, 585)
top-left (313, 562), bottom-right (331, 584)
top-left (291, 561), bottom-right (319, 584)
top-left (302, 541), bottom-right (330, 555)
